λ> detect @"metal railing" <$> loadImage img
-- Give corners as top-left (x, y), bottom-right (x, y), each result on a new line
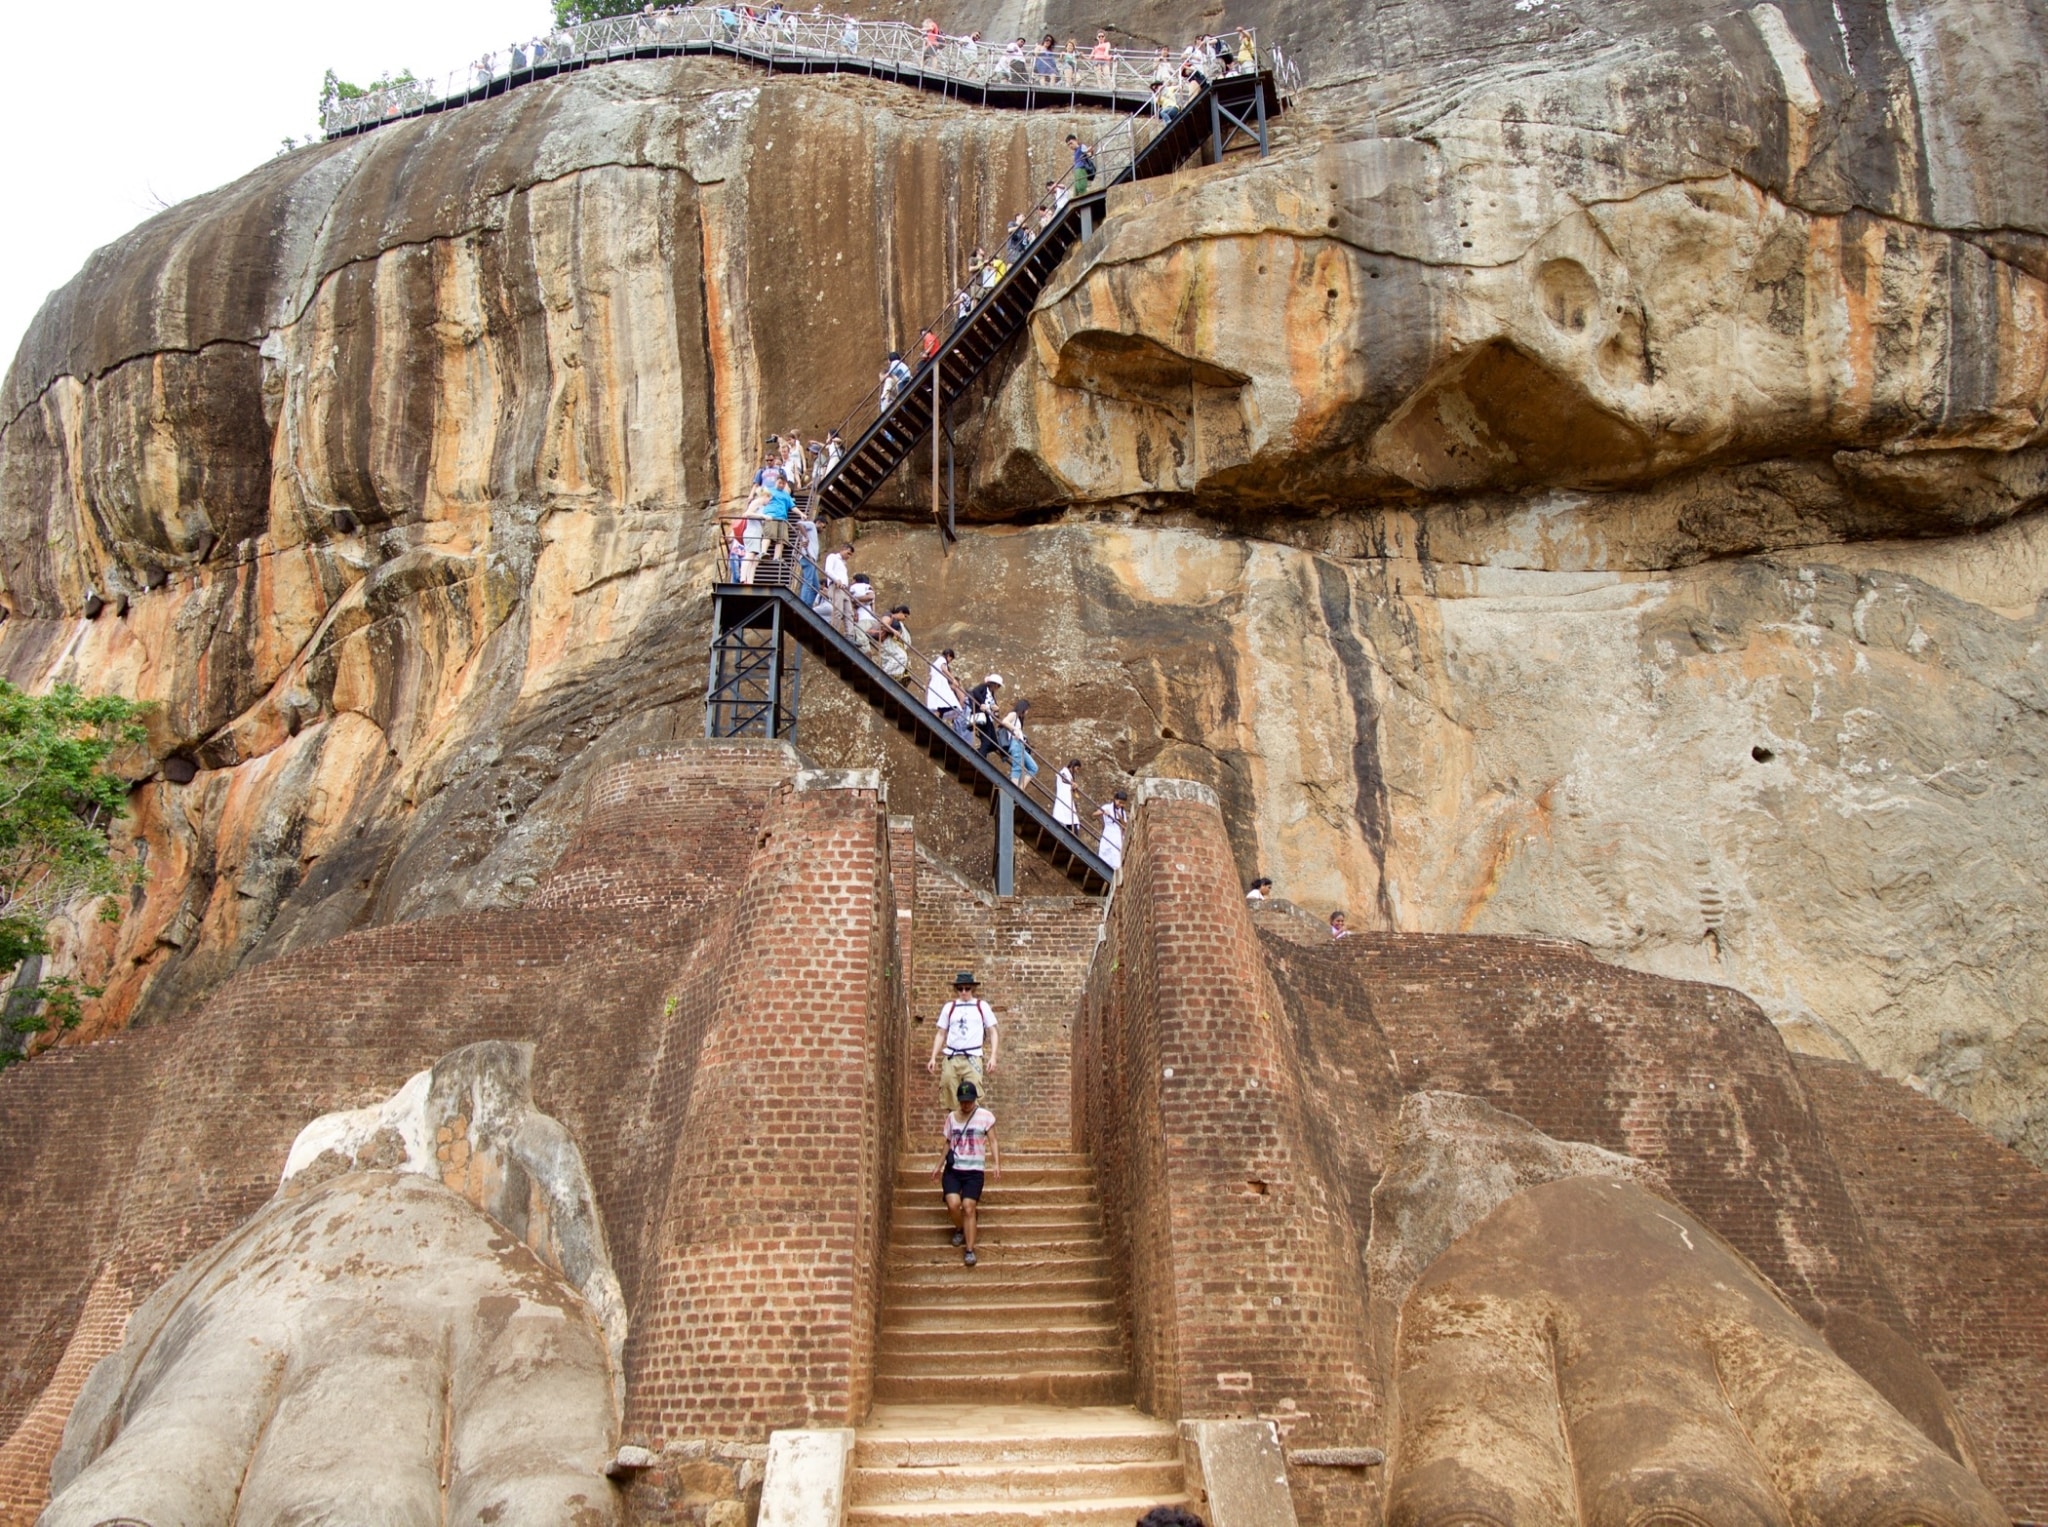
top-left (322, 8), bottom-right (1263, 136)
top-left (811, 64), bottom-right (1202, 470)
top-left (718, 538), bottom-right (1131, 864)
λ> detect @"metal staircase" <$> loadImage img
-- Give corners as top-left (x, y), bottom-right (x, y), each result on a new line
top-left (812, 69), bottom-right (1282, 522)
top-left (706, 581), bottom-right (1113, 894)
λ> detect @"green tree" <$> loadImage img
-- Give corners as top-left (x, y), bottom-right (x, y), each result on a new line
top-left (552, 0), bottom-right (646, 26)
top-left (0, 682), bottom-right (145, 1065)
top-left (319, 67), bottom-right (420, 120)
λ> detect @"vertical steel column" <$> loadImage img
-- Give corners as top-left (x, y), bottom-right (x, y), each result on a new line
top-left (766, 597), bottom-right (785, 739)
top-left (1255, 76), bottom-right (1269, 156)
top-left (704, 591), bottom-right (727, 737)
top-left (995, 790), bottom-right (1016, 896)
top-left (932, 362), bottom-right (944, 550)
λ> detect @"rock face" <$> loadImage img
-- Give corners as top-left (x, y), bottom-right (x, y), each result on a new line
top-left (3, 0), bottom-right (2048, 1165)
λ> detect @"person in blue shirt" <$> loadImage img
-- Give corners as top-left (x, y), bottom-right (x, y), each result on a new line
top-left (760, 473), bottom-right (795, 581)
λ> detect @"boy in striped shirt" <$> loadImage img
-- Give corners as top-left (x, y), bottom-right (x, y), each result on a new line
top-left (937, 1080), bottom-right (999, 1266)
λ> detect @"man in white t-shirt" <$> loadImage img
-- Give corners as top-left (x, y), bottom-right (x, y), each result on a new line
top-left (926, 970), bottom-right (998, 1110)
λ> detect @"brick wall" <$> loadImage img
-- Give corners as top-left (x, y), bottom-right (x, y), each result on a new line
top-left (626, 774), bottom-right (906, 1442)
top-left (908, 849), bottom-right (1100, 1148)
top-left (1074, 782), bottom-right (1379, 1527)
top-left (0, 739), bottom-right (908, 1521)
top-left (1799, 1056), bottom-right (2048, 1522)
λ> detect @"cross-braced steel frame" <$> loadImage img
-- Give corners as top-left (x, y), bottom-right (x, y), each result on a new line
top-left (705, 594), bottom-right (802, 741)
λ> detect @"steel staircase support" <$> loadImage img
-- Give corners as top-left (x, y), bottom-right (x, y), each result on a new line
top-left (706, 581), bottom-right (1113, 893)
top-left (809, 71), bottom-right (1281, 524)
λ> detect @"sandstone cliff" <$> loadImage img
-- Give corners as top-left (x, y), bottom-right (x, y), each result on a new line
top-left (3, 0), bottom-right (2047, 1160)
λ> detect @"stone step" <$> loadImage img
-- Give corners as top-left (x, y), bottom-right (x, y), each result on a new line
top-left (847, 1493), bottom-right (1190, 1525)
top-left (873, 1370), bottom-right (1134, 1406)
top-left (880, 1269), bottom-right (1105, 1293)
top-left (882, 1297), bottom-right (1117, 1330)
top-left (872, 1318), bottom-right (1114, 1342)
top-left (880, 1345), bottom-right (1126, 1380)
top-left (855, 1419), bottom-right (1178, 1471)
top-left (888, 1187), bottom-right (1097, 1203)
top-left (850, 1459), bottom-right (1185, 1506)
top-left (895, 1163), bottom-right (1092, 1187)
top-left (894, 1203), bottom-right (1101, 1227)
top-left (887, 1230), bottom-right (1106, 1255)
top-left (886, 1258), bottom-right (1112, 1288)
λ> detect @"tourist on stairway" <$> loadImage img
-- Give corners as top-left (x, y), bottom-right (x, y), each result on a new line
top-left (966, 674), bottom-right (1006, 762)
top-left (795, 512), bottom-right (820, 603)
top-left (1091, 30), bottom-right (1115, 87)
top-left (919, 326), bottom-right (940, 362)
top-left (936, 1078), bottom-right (997, 1267)
top-left (928, 970), bottom-right (999, 1111)
top-left (850, 576), bottom-right (881, 652)
top-left (1330, 909), bottom-right (1351, 940)
top-left (1066, 133), bottom-right (1097, 192)
top-left (1053, 759), bottom-right (1081, 827)
top-left (880, 350), bottom-right (912, 407)
top-left (822, 541), bottom-right (853, 633)
top-left (756, 470), bottom-right (795, 581)
top-left (1062, 38), bottom-right (1081, 85)
top-left (878, 605), bottom-right (912, 678)
top-left (1001, 698), bottom-right (1040, 785)
top-left (924, 647), bottom-right (962, 722)
top-left (1003, 215), bottom-right (1031, 263)
top-left (1098, 790), bottom-right (1128, 872)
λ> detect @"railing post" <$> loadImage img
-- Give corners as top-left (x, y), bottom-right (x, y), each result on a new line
top-left (995, 791), bottom-right (1015, 896)
top-left (931, 363), bottom-right (946, 553)
top-left (767, 596), bottom-right (785, 740)
top-left (1255, 74), bottom-right (1269, 156)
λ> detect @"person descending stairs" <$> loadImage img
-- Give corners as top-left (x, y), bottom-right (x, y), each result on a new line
top-left (849, 1151), bottom-right (1194, 1523)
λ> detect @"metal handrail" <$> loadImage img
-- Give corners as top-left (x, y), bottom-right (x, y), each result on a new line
top-left (814, 60), bottom-right (1222, 460)
top-left (322, 9), bottom-right (1260, 136)
top-left (719, 538), bottom-right (1130, 856)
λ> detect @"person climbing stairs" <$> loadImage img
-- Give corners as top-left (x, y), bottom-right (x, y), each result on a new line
top-left (851, 1151), bottom-right (1193, 1523)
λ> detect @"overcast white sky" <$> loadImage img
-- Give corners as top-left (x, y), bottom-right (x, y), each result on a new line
top-left (1, 1), bottom-right (552, 374)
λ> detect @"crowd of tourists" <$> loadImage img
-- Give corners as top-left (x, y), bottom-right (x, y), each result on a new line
top-left (725, 436), bottom-right (1130, 869)
top-left (457, 9), bottom-right (1257, 97)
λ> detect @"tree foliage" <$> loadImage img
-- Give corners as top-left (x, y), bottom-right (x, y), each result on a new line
top-left (0, 682), bottom-right (145, 1064)
top-left (319, 67), bottom-right (420, 118)
top-left (552, 0), bottom-right (648, 27)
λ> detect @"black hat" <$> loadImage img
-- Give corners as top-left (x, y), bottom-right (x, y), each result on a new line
top-left (953, 971), bottom-right (978, 987)
top-left (956, 1080), bottom-right (979, 1102)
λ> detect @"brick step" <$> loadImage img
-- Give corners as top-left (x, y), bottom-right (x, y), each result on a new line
top-left (879, 1344), bottom-right (1124, 1378)
top-left (872, 1370), bottom-right (1134, 1406)
top-left (882, 1297), bottom-right (1116, 1328)
top-left (885, 1255), bottom-right (1112, 1284)
top-left (849, 1460), bottom-right (1185, 1506)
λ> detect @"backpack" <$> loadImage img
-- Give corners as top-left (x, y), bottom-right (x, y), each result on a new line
top-left (1077, 146), bottom-right (1097, 174)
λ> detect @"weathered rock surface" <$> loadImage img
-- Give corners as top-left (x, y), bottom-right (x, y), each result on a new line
top-left (3, 0), bottom-right (2048, 1164)
top-left (42, 1172), bottom-right (619, 1527)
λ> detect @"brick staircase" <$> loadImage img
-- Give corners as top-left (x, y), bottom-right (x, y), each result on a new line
top-left (852, 1151), bottom-right (1191, 1524)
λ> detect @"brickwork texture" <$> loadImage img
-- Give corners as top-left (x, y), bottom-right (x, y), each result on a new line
top-left (907, 849), bottom-right (1100, 1148)
top-left (1075, 789), bottom-right (1381, 1527)
top-left (0, 739), bottom-right (908, 1522)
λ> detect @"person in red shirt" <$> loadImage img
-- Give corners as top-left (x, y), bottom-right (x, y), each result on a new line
top-left (919, 326), bottom-right (940, 361)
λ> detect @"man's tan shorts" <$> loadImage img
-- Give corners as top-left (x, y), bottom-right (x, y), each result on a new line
top-left (938, 1053), bottom-right (986, 1110)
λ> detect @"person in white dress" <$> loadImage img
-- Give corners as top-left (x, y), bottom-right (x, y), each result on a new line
top-left (924, 648), bottom-right (961, 719)
top-left (1053, 759), bottom-right (1081, 828)
top-left (1097, 789), bottom-right (1128, 872)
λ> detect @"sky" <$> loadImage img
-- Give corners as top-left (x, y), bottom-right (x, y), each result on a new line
top-left (0, 0), bottom-right (553, 375)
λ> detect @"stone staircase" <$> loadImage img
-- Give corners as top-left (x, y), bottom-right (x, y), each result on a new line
top-left (852, 1151), bottom-right (1191, 1524)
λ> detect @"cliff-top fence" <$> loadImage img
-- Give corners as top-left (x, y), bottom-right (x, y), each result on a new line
top-left (323, 7), bottom-right (1298, 138)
